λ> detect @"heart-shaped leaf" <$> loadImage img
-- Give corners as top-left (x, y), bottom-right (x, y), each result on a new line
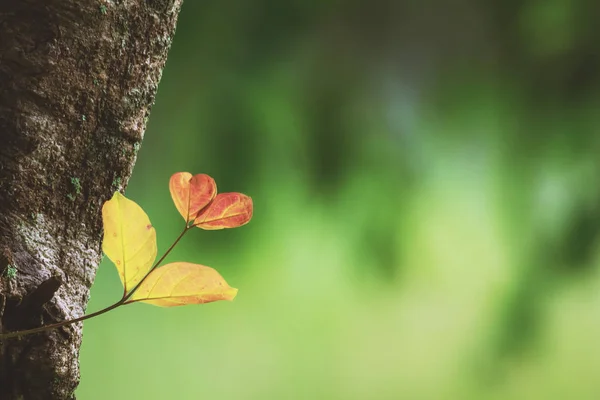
top-left (169, 172), bottom-right (217, 222)
top-left (102, 192), bottom-right (157, 292)
top-left (127, 262), bottom-right (238, 307)
top-left (194, 192), bottom-right (253, 230)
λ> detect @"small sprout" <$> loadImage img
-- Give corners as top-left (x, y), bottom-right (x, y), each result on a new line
top-left (71, 177), bottom-right (82, 194)
top-left (81, 114), bottom-right (86, 122)
top-left (93, 78), bottom-right (99, 86)
top-left (113, 177), bottom-right (122, 187)
top-left (99, 4), bottom-right (107, 15)
top-left (5, 265), bottom-right (17, 279)
top-left (133, 142), bottom-right (141, 153)
top-left (67, 193), bottom-right (76, 202)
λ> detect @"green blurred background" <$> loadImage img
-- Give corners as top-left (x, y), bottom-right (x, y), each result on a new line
top-left (78, 1), bottom-right (600, 399)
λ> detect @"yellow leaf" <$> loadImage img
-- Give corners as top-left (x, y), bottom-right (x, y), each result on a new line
top-left (127, 262), bottom-right (238, 307)
top-left (102, 192), bottom-right (157, 292)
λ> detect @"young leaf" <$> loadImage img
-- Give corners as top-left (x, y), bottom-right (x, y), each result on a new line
top-left (127, 262), bottom-right (238, 307)
top-left (102, 192), bottom-right (157, 292)
top-left (169, 172), bottom-right (217, 222)
top-left (194, 192), bottom-right (253, 230)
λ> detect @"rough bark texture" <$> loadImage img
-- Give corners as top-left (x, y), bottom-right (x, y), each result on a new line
top-left (0, 1), bottom-right (182, 398)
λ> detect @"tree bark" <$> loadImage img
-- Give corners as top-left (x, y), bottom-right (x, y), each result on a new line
top-left (0, 1), bottom-right (182, 398)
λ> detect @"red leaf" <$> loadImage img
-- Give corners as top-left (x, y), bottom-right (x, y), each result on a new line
top-left (194, 192), bottom-right (253, 230)
top-left (169, 172), bottom-right (217, 222)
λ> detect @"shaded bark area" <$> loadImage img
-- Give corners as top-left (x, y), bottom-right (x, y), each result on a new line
top-left (0, 0), bottom-right (182, 398)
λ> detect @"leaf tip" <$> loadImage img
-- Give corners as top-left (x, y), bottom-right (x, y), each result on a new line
top-left (226, 287), bottom-right (239, 301)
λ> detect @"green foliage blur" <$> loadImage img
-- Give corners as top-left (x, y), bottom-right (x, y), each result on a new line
top-left (78, 1), bottom-right (600, 399)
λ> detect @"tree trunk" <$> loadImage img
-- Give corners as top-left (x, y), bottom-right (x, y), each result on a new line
top-left (0, 1), bottom-right (182, 398)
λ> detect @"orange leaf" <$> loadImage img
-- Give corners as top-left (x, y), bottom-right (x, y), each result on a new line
top-left (169, 172), bottom-right (217, 222)
top-left (194, 192), bottom-right (253, 230)
top-left (127, 262), bottom-right (238, 307)
top-left (102, 192), bottom-right (157, 292)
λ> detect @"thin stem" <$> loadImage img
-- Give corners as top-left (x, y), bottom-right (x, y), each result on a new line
top-left (0, 299), bottom-right (124, 340)
top-left (0, 225), bottom-right (190, 340)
